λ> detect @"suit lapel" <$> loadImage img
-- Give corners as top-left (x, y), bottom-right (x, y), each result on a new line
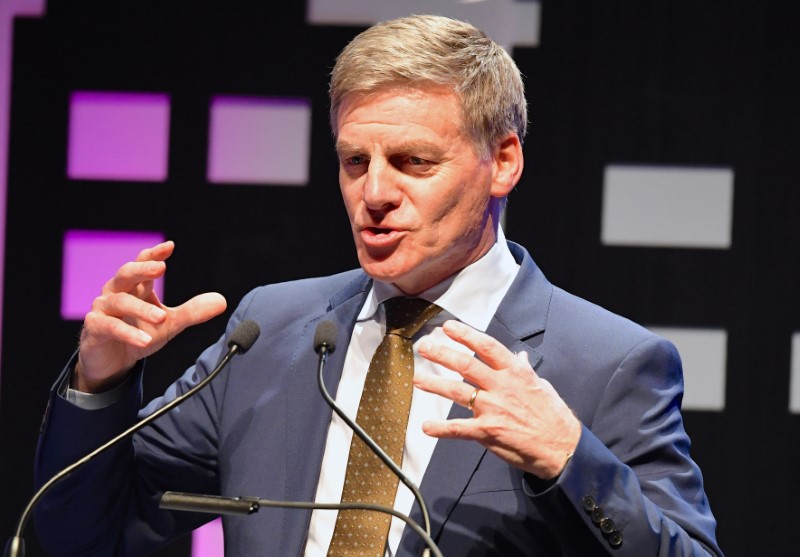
top-left (282, 273), bottom-right (371, 555)
top-left (399, 242), bottom-right (552, 554)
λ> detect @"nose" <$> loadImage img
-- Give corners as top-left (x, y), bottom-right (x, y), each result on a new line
top-left (363, 158), bottom-right (401, 212)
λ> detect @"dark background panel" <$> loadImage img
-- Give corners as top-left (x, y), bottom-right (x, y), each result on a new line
top-left (2, 1), bottom-right (799, 555)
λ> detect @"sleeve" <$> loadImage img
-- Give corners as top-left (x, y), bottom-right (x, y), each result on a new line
top-left (523, 336), bottom-right (724, 556)
top-left (33, 289), bottom-right (259, 557)
top-left (59, 362), bottom-right (135, 410)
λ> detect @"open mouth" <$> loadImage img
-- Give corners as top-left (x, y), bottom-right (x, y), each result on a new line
top-left (366, 226), bottom-right (394, 235)
top-left (360, 227), bottom-right (403, 247)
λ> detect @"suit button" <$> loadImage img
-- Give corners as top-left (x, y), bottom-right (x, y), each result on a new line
top-left (591, 507), bottom-right (604, 524)
top-left (607, 530), bottom-right (623, 548)
top-left (599, 518), bottom-right (615, 534)
top-left (581, 495), bottom-right (596, 512)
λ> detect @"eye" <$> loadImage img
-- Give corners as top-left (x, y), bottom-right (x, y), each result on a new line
top-left (345, 155), bottom-right (367, 166)
top-left (397, 155), bottom-right (435, 174)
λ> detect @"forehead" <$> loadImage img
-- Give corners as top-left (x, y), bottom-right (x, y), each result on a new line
top-left (335, 85), bottom-right (465, 148)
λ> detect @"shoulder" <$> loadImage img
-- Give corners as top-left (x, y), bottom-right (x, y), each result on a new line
top-left (545, 285), bottom-right (677, 372)
top-left (234, 268), bottom-right (369, 318)
top-left (508, 241), bottom-right (664, 356)
top-left (549, 286), bottom-right (656, 346)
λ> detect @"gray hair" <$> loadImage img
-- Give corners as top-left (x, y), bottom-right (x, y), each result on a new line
top-left (329, 14), bottom-right (528, 158)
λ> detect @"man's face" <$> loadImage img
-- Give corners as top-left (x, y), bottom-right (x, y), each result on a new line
top-left (336, 85), bottom-right (510, 295)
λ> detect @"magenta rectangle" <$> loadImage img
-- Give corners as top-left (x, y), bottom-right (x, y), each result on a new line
top-left (61, 230), bottom-right (165, 320)
top-left (192, 518), bottom-right (224, 557)
top-left (68, 91), bottom-right (170, 181)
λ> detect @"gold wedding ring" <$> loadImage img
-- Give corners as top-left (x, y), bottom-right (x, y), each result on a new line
top-left (467, 388), bottom-right (480, 411)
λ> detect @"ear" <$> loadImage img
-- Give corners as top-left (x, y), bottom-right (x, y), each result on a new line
top-left (489, 133), bottom-right (524, 198)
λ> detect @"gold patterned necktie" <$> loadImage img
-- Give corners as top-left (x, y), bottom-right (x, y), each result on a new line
top-left (327, 297), bottom-right (443, 557)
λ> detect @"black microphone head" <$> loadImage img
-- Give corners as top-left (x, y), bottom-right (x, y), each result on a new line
top-left (229, 320), bottom-right (260, 353)
top-left (314, 321), bottom-right (337, 354)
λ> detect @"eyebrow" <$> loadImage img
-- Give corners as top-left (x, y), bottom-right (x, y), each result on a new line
top-left (335, 140), bottom-right (447, 160)
top-left (334, 141), bottom-right (362, 158)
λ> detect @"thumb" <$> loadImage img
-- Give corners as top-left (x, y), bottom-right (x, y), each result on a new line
top-left (169, 292), bottom-right (228, 335)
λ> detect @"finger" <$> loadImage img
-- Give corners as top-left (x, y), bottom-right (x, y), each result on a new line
top-left (441, 320), bottom-right (517, 370)
top-left (93, 292), bottom-right (168, 324)
top-left (413, 371), bottom-right (476, 407)
top-left (421, 418), bottom-right (482, 441)
top-left (83, 311), bottom-right (153, 348)
top-left (515, 350), bottom-right (539, 378)
top-left (134, 240), bottom-right (175, 263)
top-left (102, 260), bottom-right (167, 296)
top-left (168, 292), bottom-right (227, 335)
top-left (417, 337), bottom-right (494, 387)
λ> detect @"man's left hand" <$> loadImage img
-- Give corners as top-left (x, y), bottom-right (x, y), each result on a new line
top-left (413, 320), bottom-right (582, 480)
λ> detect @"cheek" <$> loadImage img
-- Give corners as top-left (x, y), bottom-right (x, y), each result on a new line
top-left (435, 191), bottom-right (488, 231)
top-left (339, 181), bottom-right (360, 216)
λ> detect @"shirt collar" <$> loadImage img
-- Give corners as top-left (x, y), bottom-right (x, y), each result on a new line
top-left (357, 227), bottom-right (520, 332)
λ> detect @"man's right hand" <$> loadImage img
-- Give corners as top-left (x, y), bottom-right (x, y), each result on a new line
top-left (74, 241), bottom-right (227, 393)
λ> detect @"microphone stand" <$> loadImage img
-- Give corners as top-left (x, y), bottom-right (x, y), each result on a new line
top-left (4, 321), bottom-right (259, 557)
top-left (315, 333), bottom-right (438, 557)
top-left (159, 492), bottom-right (443, 557)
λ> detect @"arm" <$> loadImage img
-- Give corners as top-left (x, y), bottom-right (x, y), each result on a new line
top-left (414, 321), bottom-right (723, 556)
top-left (33, 241), bottom-right (229, 555)
top-left (526, 337), bottom-right (721, 555)
top-left (34, 333), bottom-right (237, 556)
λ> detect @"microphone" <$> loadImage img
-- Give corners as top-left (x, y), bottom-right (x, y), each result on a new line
top-left (158, 491), bottom-right (441, 555)
top-left (313, 320), bottom-right (338, 355)
top-left (4, 320), bottom-right (261, 557)
top-left (313, 320), bottom-right (438, 557)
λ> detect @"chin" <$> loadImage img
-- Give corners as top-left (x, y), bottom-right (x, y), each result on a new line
top-left (362, 266), bottom-right (404, 284)
top-left (359, 260), bottom-right (410, 286)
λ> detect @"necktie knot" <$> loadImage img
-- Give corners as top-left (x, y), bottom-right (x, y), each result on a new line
top-left (384, 297), bottom-right (443, 339)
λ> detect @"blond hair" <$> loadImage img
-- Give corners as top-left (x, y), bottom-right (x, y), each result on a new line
top-left (329, 14), bottom-right (528, 157)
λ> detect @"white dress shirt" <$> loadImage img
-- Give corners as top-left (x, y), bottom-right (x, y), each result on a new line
top-left (305, 231), bottom-right (520, 556)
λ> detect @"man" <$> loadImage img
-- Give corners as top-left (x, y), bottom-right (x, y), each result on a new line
top-left (35, 14), bottom-right (723, 556)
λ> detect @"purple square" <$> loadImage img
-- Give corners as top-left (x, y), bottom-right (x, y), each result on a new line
top-left (207, 96), bottom-right (311, 185)
top-left (68, 91), bottom-right (170, 181)
top-left (61, 230), bottom-right (166, 320)
top-left (192, 518), bottom-right (224, 557)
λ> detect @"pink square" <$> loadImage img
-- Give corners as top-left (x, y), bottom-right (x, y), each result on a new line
top-left (207, 96), bottom-right (311, 185)
top-left (61, 230), bottom-right (165, 320)
top-left (192, 518), bottom-right (224, 557)
top-left (68, 91), bottom-right (170, 181)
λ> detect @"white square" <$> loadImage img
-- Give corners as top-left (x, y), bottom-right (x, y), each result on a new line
top-left (649, 327), bottom-right (727, 411)
top-left (207, 96), bottom-right (311, 186)
top-left (790, 333), bottom-right (800, 413)
top-left (602, 165), bottom-right (734, 249)
top-left (306, 0), bottom-right (541, 51)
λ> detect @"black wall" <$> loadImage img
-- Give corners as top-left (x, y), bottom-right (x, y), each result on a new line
top-left (2, 1), bottom-right (798, 555)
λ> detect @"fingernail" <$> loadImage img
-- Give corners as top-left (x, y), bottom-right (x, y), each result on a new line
top-left (150, 307), bottom-right (166, 321)
top-left (418, 339), bottom-right (431, 353)
top-left (138, 331), bottom-right (152, 345)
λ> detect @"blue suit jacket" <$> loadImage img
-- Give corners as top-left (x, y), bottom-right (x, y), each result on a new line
top-left (34, 242), bottom-right (723, 556)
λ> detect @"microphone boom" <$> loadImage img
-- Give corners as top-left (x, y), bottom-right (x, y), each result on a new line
top-left (4, 320), bottom-right (260, 557)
